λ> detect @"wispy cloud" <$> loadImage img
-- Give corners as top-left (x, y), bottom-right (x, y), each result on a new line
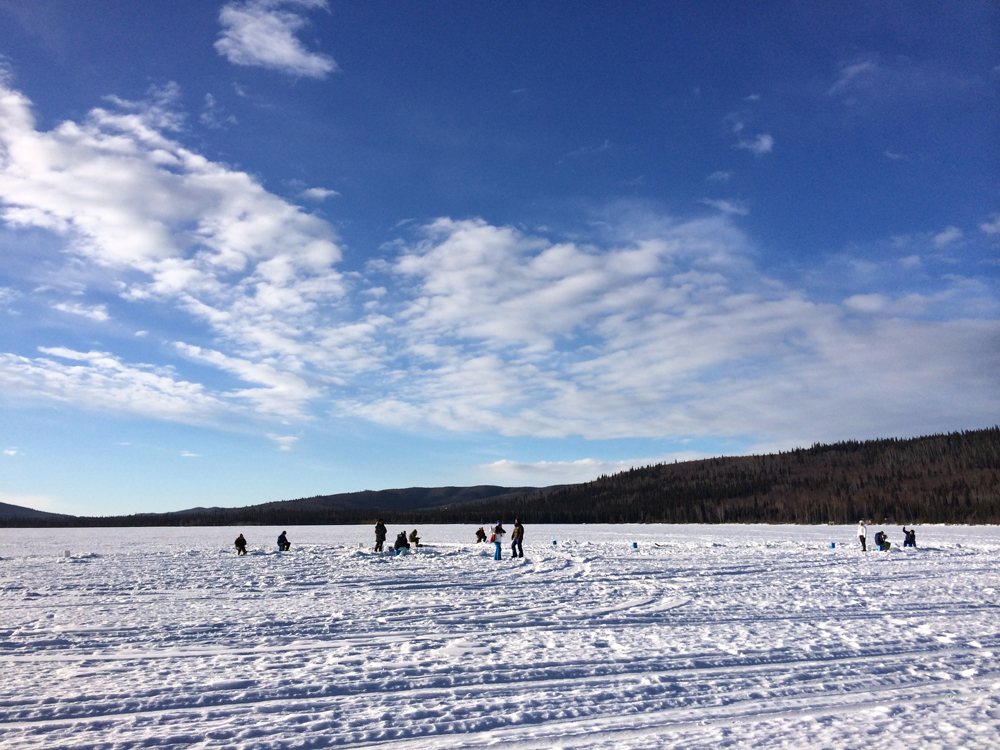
top-left (199, 93), bottom-right (237, 129)
top-left (707, 171), bottom-right (732, 183)
top-left (300, 186), bottom-right (340, 201)
top-left (933, 226), bottom-right (963, 247)
top-left (342, 216), bottom-right (1000, 441)
top-left (52, 301), bottom-right (109, 321)
top-left (564, 139), bottom-right (612, 159)
top-left (0, 81), bottom-right (996, 447)
top-left (267, 433), bottom-right (299, 450)
top-left (216, 0), bottom-right (338, 79)
top-left (0, 348), bottom-right (229, 423)
top-left (3, 447), bottom-right (18, 456)
top-left (735, 133), bottom-right (773, 155)
top-left (477, 453), bottom-right (711, 485)
top-left (828, 53), bottom-right (975, 112)
top-left (700, 198), bottom-right (749, 216)
top-left (980, 214), bottom-right (1000, 235)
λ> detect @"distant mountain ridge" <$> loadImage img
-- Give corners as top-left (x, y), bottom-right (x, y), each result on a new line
top-left (0, 501), bottom-right (70, 520)
top-left (3, 428), bottom-right (998, 526)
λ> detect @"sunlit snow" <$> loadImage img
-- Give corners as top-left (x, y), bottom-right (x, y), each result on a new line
top-left (1, 524), bottom-right (998, 748)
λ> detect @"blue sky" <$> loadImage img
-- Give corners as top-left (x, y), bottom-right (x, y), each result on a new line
top-left (0, 1), bottom-right (997, 516)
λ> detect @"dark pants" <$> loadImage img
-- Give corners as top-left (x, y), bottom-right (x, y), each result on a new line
top-left (375, 540), bottom-right (384, 551)
top-left (511, 539), bottom-right (523, 558)
top-left (859, 536), bottom-right (866, 551)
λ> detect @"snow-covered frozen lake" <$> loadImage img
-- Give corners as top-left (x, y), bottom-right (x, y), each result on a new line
top-left (1, 524), bottom-right (998, 749)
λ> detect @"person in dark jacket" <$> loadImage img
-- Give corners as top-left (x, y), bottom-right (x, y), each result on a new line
top-left (874, 530), bottom-right (887, 551)
top-left (277, 531), bottom-right (290, 551)
top-left (374, 519), bottom-right (387, 552)
top-left (902, 527), bottom-right (916, 548)
top-left (235, 534), bottom-right (248, 555)
top-left (475, 527), bottom-right (487, 543)
top-left (409, 529), bottom-right (422, 547)
top-left (394, 532), bottom-right (410, 552)
top-left (511, 519), bottom-right (524, 558)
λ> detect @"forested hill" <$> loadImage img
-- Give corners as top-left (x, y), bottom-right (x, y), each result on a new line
top-left (4, 428), bottom-right (998, 526)
top-left (473, 428), bottom-right (1000, 525)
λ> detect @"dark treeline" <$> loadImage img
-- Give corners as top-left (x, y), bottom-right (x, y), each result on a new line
top-left (5, 428), bottom-right (999, 527)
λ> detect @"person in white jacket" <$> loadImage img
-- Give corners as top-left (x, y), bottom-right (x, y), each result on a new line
top-left (857, 520), bottom-right (867, 552)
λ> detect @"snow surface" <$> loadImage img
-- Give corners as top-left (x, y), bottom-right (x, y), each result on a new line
top-left (1, 524), bottom-right (998, 749)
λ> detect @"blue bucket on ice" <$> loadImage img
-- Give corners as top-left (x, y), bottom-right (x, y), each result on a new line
top-left (830, 542), bottom-right (835, 548)
top-left (632, 542), bottom-right (638, 549)
top-left (552, 540), bottom-right (557, 546)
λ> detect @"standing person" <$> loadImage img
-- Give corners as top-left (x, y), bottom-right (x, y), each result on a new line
top-left (374, 519), bottom-right (387, 552)
top-left (277, 531), bottom-right (290, 551)
top-left (511, 519), bottom-right (524, 559)
top-left (491, 521), bottom-right (506, 561)
top-left (235, 533), bottom-right (248, 555)
top-left (857, 520), bottom-right (867, 552)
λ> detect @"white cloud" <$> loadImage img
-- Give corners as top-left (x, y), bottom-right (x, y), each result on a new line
top-left (0, 80), bottom-right (354, 419)
top-left (53, 301), bottom-right (110, 321)
top-left (980, 214), bottom-right (1000, 235)
top-left (267, 433), bottom-right (299, 450)
top-left (700, 198), bottom-right (749, 216)
top-left (829, 56), bottom-right (879, 96)
top-left (174, 342), bottom-right (319, 419)
top-left (0, 348), bottom-right (229, 422)
top-left (476, 453), bottom-right (711, 485)
top-left (200, 93), bottom-right (237, 129)
top-left (3, 447), bottom-right (18, 456)
top-left (338, 216), bottom-right (1000, 441)
top-left (707, 171), bottom-right (732, 182)
top-left (843, 293), bottom-right (888, 313)
top-left (215, 0), bottom-right (338, 79)
top-left (0, 82), bottom-right (996, 447)
top-left (736, 133), bottom-right (773, 155)
top-left (180, 451), bottom-right (200, 458)
top-left (301, 186), bottom-right (340, 201)
top-left (933, 226), bottom-right (963, 247)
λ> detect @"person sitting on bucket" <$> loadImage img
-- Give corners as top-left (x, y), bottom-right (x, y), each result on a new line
top-left (277, 531), bottom-right (290, 551)
top-left (394, 532), bottom-right (410, 553)
top-left (902, 527), bottom-right (916, 548)
top-left (874, 530), bottom-right (887, 551)
top-left (475, 527), bottom-right (487, 543)
top-left (409, 529), bottom-right (422, 547)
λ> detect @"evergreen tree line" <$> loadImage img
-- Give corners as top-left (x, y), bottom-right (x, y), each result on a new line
top-left (4, 428), bottom-right (998, 527)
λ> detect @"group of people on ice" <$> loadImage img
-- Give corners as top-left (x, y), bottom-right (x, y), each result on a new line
top-left (856, 521), bottom-right (917, 552)
top-left (372, 519), bottom-right (424, 554)
top-left (473, 520), bottom-right (524, 559)
top-left (234, 530), bottom-right (291, 554)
